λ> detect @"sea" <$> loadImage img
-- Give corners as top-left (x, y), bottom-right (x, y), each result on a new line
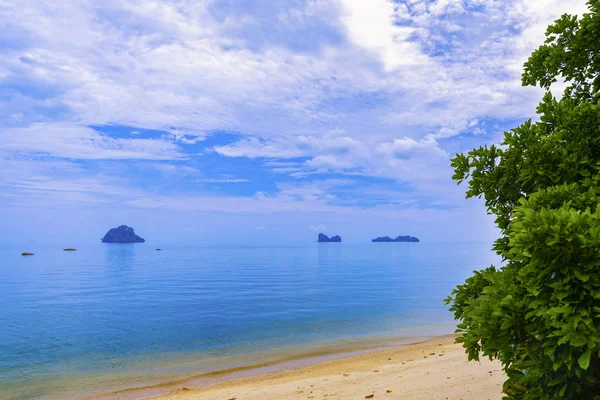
top-left (0, 242), bottom-right (500, 399)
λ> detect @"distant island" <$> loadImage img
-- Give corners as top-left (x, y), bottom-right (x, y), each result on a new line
top-left (318, 233), bottom-right (342, 243)
top-left (101, 225), bottom-right (145, 243)
top-left (372, 235), bottom-right (420, 243)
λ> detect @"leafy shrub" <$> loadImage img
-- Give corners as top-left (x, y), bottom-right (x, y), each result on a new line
top-left (446, 1), bottom-right (600, 398)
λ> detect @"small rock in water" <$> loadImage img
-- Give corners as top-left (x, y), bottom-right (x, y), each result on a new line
top-left (63, 248), bottom-right (76, 251)
top-left (156, 248), bottom-right (162, 251)
top-left (21, 252), bottom-right (34, 256)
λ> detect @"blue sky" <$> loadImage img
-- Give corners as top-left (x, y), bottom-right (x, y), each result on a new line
top-left (0, 0), bottom-right (589, 245)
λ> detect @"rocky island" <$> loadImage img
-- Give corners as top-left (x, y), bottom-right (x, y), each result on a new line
top-left (101, 225), bottom-right (145, 243)
top-left (372, 235), bottom-right (420, 243)
top-left (318, 233), bottom-right (342, 242)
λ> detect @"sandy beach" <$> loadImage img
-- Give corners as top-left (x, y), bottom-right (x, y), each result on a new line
top-left (135, 336), bottom-right (505, 400)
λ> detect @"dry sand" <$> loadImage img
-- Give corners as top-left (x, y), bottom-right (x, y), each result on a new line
top-left (145, 336), bottom-right (505, 400)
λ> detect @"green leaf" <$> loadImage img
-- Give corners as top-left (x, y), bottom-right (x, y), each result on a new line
top-left (578, 348), bottom-right (592, 370)
top-left (570, 337), bottom-right (587, 347)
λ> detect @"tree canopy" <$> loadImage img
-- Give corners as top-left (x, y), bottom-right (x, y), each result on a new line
top-left (446, 1), bottom-right (600, 398)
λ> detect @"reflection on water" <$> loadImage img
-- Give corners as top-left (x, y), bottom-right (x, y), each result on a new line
top-left (105, 244), bottom-right (136, 271)
top-left (0, 242), bottom-right (499, 399)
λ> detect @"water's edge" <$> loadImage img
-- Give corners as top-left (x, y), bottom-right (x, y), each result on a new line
top-left (88, 333), bottom-right (458, 400)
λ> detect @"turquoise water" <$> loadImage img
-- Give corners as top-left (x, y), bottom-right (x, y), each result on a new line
top-left (0, 242), bottom-right (499, 399)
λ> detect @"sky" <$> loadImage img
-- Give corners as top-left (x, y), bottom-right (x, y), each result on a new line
top-left (0, 0), bottom-right (590, 246)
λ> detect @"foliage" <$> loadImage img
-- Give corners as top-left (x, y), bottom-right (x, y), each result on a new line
top-left (445, 1), bottom-right (600, 398)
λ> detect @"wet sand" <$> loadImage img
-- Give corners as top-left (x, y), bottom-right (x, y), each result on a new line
top-left (122, 336), bottom-right (505, 400)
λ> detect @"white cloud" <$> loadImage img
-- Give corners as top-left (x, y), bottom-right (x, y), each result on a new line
top-left (276, 179), bottom-right (354, 202)
top-left (304, 155), bottom-right (358, 171)
top-left (1, 0), bottom-right (588, 148)
top-left (378, 137), bottom-right (447, 157)
top-left (195, 177), bottom-right (249, 183)
top-left (0, 122), bottom-right (184, 160)
top-left (0, 157), bottom-right (146, 209)
top-left (0, 0), bottom-right (590, 222)
top-left (213, 137), bottom-right (307, 159)
top-left (215, 134), bottom-right (449, 183)
top-left (309, 224), bottom-right (328, 231)
top-left (333, 0), bottom-right (428, 70)
top-left (0, 154), bottom-right (498, 242)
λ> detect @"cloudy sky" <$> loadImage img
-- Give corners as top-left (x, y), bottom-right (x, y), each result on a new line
top-left (0, 0), bottom-right (589, 245)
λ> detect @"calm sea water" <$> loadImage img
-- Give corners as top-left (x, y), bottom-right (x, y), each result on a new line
top-left (0, 242), bottom-right (500, 399)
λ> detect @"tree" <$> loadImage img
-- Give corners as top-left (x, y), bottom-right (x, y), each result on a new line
top-left (445, 1), bottom-right (600, 398)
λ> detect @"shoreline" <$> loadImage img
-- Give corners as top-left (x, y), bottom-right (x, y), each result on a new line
top-left (88, 335), bottom-right (505, 400)
top-left (86, 335), bottom-right (444, 400)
